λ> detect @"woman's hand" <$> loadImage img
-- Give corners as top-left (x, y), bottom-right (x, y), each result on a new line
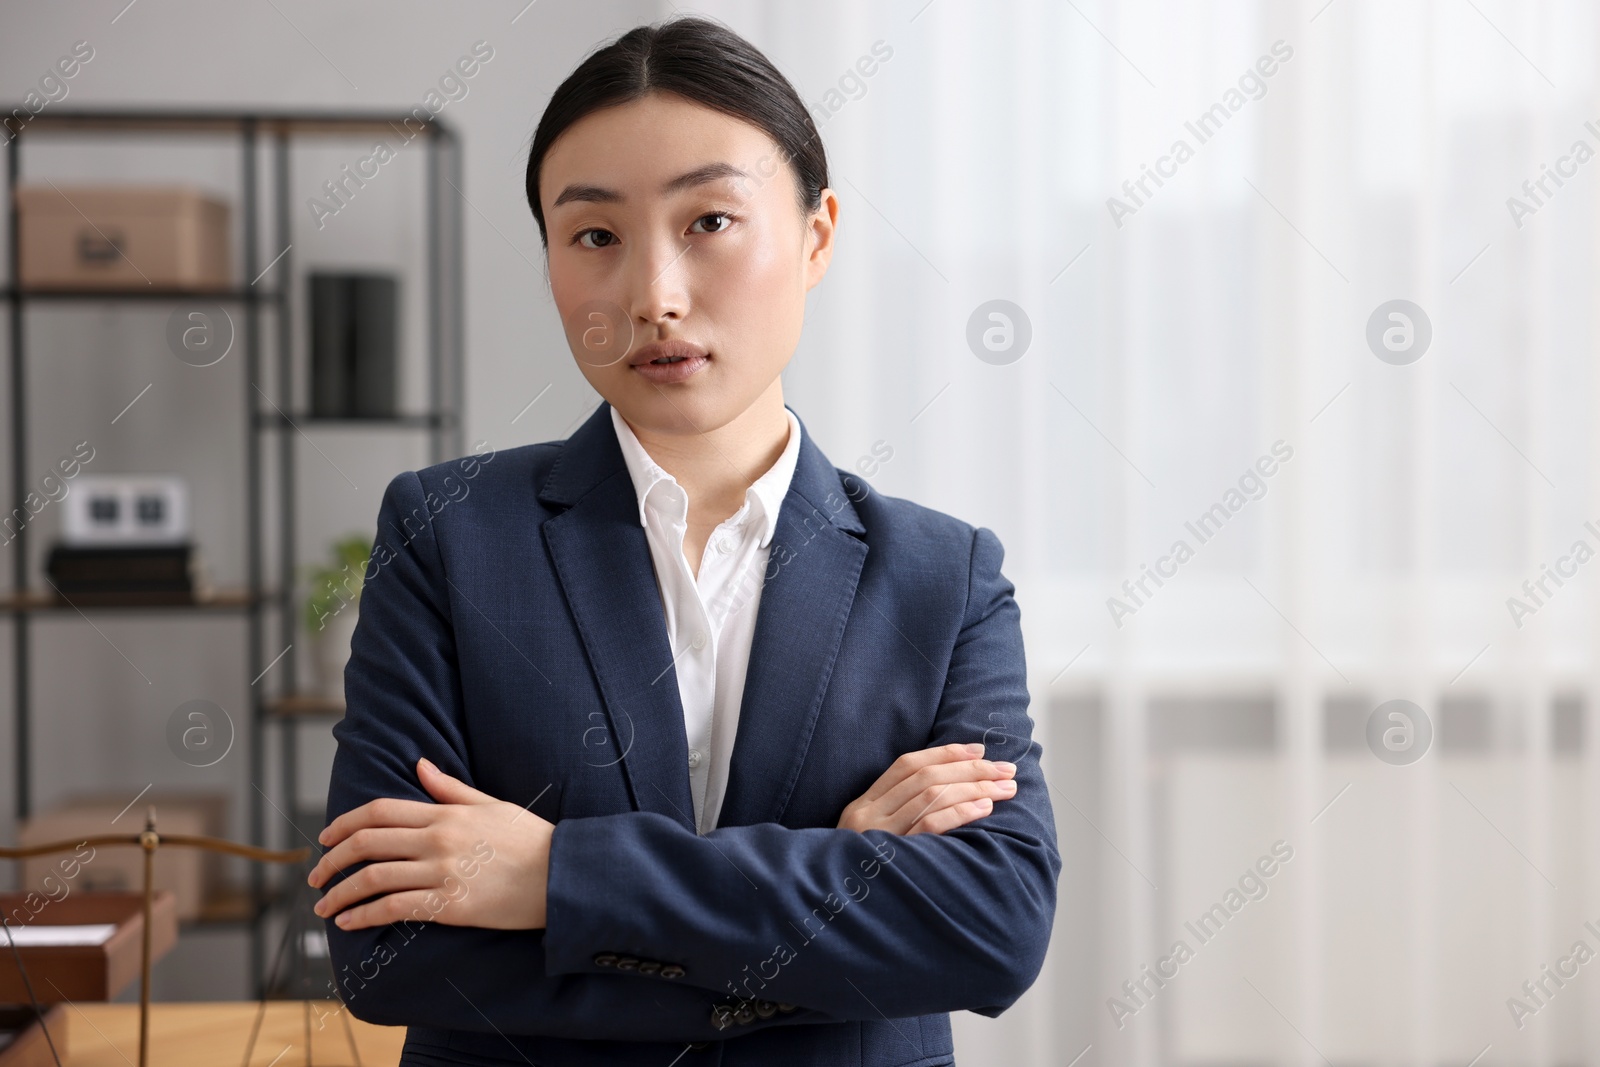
top-left (836, 742), bottom-right (1017, 835)
top-left (307, 757), bottom-right (554, 931)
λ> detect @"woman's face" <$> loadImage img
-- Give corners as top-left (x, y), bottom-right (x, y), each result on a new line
top-left (540, 91), bottom-right (836, 437)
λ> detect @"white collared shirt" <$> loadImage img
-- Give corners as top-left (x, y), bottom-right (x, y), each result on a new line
top-left (609, 404), bottom-right (803, 834)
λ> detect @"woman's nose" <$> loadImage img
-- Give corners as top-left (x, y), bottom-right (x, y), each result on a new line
top-left (625, 234), bottom-right (690, 324)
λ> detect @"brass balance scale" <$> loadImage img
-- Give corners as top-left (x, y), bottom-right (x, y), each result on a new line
top-left (0, 807), bottom-right (361, 1067)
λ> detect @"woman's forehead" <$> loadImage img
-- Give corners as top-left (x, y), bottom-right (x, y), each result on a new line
top-left (542, 96), bottom-right (783, 203)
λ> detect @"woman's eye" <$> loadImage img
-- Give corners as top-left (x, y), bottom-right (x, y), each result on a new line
top-left (572, 215), bottom-right (734, 247)
top-left (575, 228), bottom-right (616, 249)
top-left (689, 212), bottom-right (735, 235)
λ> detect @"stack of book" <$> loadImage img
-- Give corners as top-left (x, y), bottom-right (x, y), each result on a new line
top-left (45, 543), bottom-right (210, 605)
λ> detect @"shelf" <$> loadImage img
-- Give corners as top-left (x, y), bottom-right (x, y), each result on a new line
top-left (0, 587), bottom-right (274, 614)
top-left (4, 109), bottom-right (455, 139)
top-left (4, 104), bottom-right (463, 1000)
top-left (266, 695), bottom-right (345, 720)
top-left (1, 286), bottom-right (283, 303)
top-left (254, 411), bottom-right (455, 430)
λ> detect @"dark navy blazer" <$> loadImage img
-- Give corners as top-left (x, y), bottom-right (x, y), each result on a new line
top-left (320, 399), bottom-right (1060, 1067)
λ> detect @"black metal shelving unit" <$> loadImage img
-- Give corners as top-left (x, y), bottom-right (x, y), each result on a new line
top-left (3, 109), bottom-right (464, 996)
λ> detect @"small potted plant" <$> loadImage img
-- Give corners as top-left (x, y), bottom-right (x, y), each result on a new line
top-left (302, 534), bottom-right (372, 702)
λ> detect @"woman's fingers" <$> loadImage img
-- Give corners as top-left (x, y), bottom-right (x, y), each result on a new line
top-left (871, 755), bottom-right (1017, 822)
top-left (318, 796), bottom-right (436, 849)
top-left (887, 777), bottom-right (1015, 835)
top-left (314, 858), bottom-right (437, 921)
top-left (907, 796), bottom-right (996, 836)
top-left (857, 743), bottom-right (986, 804)
top-left (835, 743), bottom-right (1021, 834)
top-left (308, 826), bottom-right (431, 889)
top-left (324, 887), bottom-right (453, 932)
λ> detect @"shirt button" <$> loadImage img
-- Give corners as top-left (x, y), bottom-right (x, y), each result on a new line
top-left (692, 631), bottom-right (707, 650)
top-left (688, 749), bottom-right (703, 769)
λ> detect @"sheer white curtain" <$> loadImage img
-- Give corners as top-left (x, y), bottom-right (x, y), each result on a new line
top-left (671, 1), bottom-right (1600, 1065)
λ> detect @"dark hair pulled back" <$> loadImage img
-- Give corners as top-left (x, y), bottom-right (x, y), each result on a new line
top-left (524, 15), bottom-right (829, 249)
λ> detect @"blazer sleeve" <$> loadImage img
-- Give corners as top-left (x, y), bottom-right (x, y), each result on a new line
top-left (541, 524), bottom-right (1062, 1020)
top-left (319, 471), bottom-right (822, 1042)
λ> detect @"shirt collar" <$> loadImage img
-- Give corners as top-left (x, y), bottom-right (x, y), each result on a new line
top-left (609, 403), bottom-right (803, 550)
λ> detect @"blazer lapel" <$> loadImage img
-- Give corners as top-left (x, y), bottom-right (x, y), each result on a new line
top-left (538, 400), bottom-right (869, 835)
top-left (539, 403), bottom-right (696, 832)
top-left (716, 413), bottom-right (868, 829)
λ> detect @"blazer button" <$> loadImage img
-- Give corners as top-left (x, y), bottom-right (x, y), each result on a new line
top-left (711, 1007), bottom-right (736, 1030)
top-left (615, 957), bottom-right (640, 971)
top-left (734, 1003), bottom-right (756, 1025)
top-left (637, 960), bottom-right (662, 975)
top-left (777, 1002), bottom-right (796, 1013)
top-left (592, 953), bottom-right (618, 968)
top-left (659, 964), bottom-right (686, 979)
top-left (754, 1000), bottom-right (777, 1019)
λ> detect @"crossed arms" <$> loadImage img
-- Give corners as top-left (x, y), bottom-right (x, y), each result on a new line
top-left (314, 470), bottom-right (1061, 1041)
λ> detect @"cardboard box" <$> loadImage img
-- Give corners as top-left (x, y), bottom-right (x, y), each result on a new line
top-left (15, 184), bottom-right (231, 290)
top-left (18, 791), bottom-right (229, 922)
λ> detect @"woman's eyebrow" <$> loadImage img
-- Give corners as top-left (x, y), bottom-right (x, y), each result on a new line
top-left (552, 162), bottom-right (749, 207)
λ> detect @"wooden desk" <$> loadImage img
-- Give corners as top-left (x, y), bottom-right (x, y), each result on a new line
top-left (55, 1001), bottom-right (407, 1066)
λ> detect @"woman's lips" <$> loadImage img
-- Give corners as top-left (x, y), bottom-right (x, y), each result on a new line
top-left (630, 353), bottom-right (709, 384)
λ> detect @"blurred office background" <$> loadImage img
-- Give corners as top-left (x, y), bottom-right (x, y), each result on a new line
top-left (2, 1), bottom-right (1597, 1065)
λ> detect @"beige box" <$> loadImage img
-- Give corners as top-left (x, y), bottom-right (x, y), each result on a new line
top-left (18, 791), bottom-right (229, 922)
top-left (15, 184), bottom-right (232, 290)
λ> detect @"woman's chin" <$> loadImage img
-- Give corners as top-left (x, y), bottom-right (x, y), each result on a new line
top-left (610, 386), bottom-right (753, 436)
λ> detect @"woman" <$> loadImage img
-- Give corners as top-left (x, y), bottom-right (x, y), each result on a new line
top-left (308, 15), bottom-right (1059, 1066)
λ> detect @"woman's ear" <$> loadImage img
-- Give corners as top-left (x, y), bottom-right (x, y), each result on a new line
top-left (804, 188), bottom-right (839, 290)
